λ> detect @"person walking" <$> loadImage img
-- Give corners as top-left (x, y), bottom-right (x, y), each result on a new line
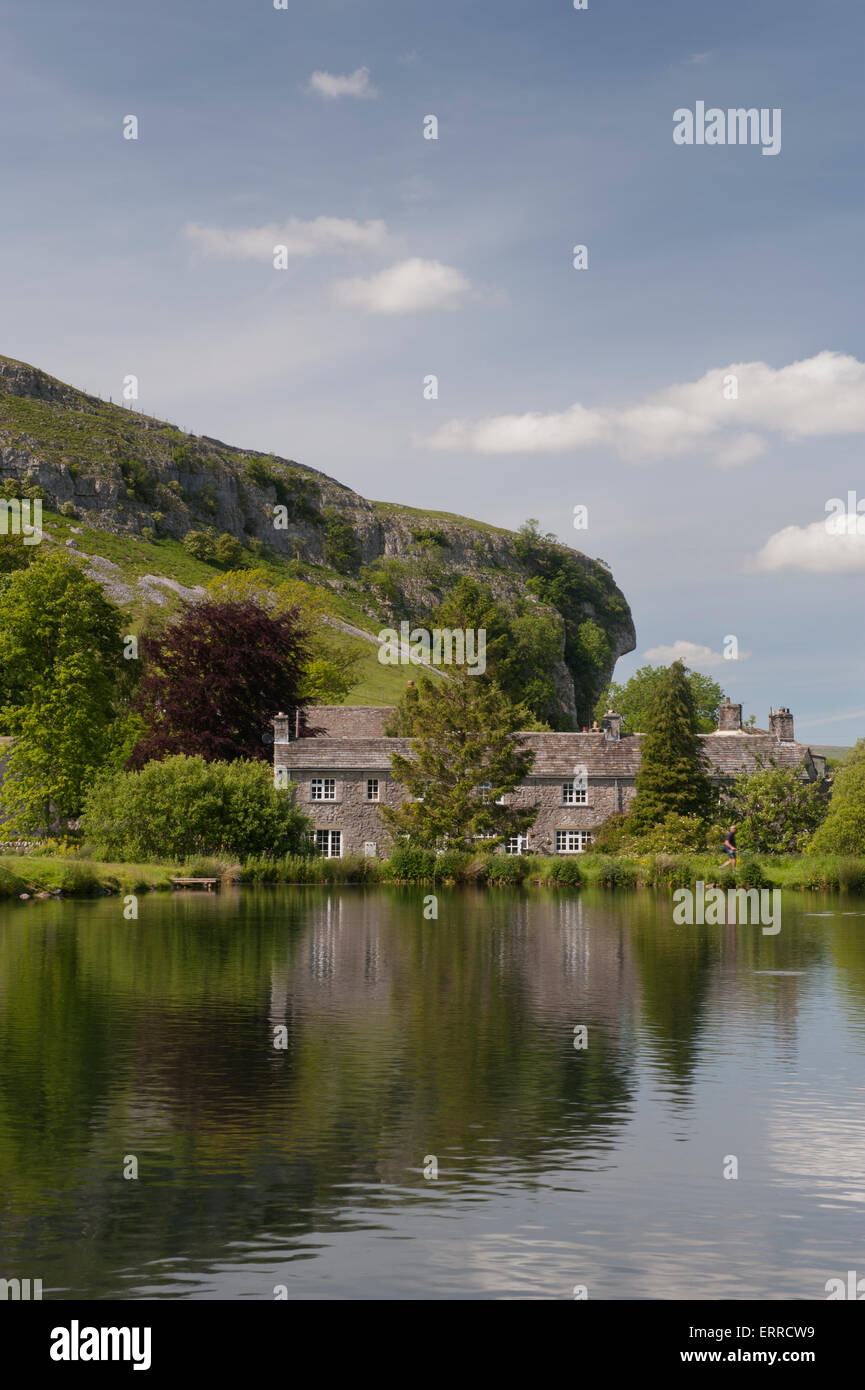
top-left (720, 823), bottom-right (737, 870)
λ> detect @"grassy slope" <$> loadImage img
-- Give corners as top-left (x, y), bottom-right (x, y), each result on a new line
top-left (40, 510), bottom-right (438, 705)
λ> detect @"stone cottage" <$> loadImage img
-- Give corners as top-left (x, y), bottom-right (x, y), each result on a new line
top-left (273, 698), bottom-right (827, 858)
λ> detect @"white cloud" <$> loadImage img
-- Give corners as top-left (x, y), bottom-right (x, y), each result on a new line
top-left (754, 515), bottom-right (865, 573)
top-left (183, 216), bottom-right (394, 261)
top-left (307, 67), bottom-right (378, 100)
top-left (332, 257), bottom-right (472, 314)
top-left (641, 640), bottom-right (748, 670)
top-left (427, 351), bottom-right (865, 464)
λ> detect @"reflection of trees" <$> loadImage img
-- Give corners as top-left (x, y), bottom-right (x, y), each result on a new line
top-left (1, 886), bottom-right (846, 1297)
top-left (0, 888), bottom-right (640, 1294)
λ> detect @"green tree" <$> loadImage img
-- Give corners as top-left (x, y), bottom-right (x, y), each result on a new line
top-left (183, 529), bottom-right (216, 562)
top-left (724, 760), bottom-right (827, 853)
top-left (511, 519), bottom-right (631, 724)
top-left (81, 754), bottom-right (312, 861)
top-left (0, 534), bottom-right (35, 577)
top-left (432, 575), bottom-right (560, 727)
top-left (214, 532), bottom-right (244, 568)
top-left (627, 660), bottom-right (715, 833)
top-left (322, 507), bottom-right (361, 574)
top-left (0, 553), bottom-right (137, 832)
top-left (381, 671), bottom-right (536, 849)
top-left (595, 663), bottom-right (725, 734)
top-left (809, 741), bottom-right (865, 855)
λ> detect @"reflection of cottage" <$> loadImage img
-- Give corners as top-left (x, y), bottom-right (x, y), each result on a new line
top-left (273, 698), bottom-right (827, 859)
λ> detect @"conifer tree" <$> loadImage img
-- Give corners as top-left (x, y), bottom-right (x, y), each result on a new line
top-left (381, 672), bottom-right (536, 850)
top-left (627, 660), bottom-right (715, 832)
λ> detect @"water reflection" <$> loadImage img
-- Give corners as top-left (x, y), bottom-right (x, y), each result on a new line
top-left (0, 887), bottom-right (863, 1299)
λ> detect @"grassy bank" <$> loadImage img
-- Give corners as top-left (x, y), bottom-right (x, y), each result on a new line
top-left (3, 850), bottom-right (865, 899)
top-left (0, 855), bottom-right (197, 898)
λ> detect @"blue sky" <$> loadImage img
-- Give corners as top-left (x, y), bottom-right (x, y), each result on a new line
top-left (1, 0), bottom-right (864, 740)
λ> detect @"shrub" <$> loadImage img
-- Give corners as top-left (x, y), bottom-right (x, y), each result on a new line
top-left (728, 854), bottom-right (769, 889)
top-left (140, 527), bottom-right (154, 542)
top-left (322, 507), bottom-right (361, 575)
top-left (59, 862), bottom-right (103, 895)
top-left (485, 854), bottom-right (527, 885)
top-left (585, 814), bottom-right (629, 854)
top-left (547, 857), bottom-right (583, 886)
top-left (590, 855), bottom-right (637, 888)
top-left (80, 755), bottom-right (312, 861)
top-left (60, 501), bottom-right (77, 518)
top-left (183, 530), bottom-right (216, 562)
top-left (838, 858), bottom-right (865, 892)
top-left (622, 813), bottom-right (707, 855)
top-left (119, 458), bottom-right (157, 504)
top-left (199, 483), bottom-right (218, 515)
top-left (385, 845), bottom-right (436, 881)
top-left (214, 533), bottom-right (244, 568)
top-left (181, 856), bottom-right (233, 881)
top-left (434, 849), bottom-right (472, 882)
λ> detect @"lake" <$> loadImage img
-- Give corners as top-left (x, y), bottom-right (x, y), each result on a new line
top-left (1, 886), bottom-right (864, 1300)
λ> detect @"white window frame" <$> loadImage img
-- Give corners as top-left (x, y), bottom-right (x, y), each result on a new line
top-left (311, 778), bottom-right (336, 801)
top-left (506, 834), bottom-right (529, 855)
top-left (561, 780), bottom-right (588, 805)
top-left (366, 777), bottom-right (380, 802)
top-left (315, 829), bottom-right (342, 858)
top-left (555, 829), bottom-right (592, 854)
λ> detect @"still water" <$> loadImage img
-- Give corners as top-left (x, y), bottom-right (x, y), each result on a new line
top-left (1, 886), bottom-right (864, 1300)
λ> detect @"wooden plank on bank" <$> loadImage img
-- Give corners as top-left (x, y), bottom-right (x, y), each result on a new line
top-left (169, 877), bottom-right (220, 891)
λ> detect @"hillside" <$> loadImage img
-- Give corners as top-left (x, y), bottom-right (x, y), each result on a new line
top-left (0, 354), bottom-right (636, 724)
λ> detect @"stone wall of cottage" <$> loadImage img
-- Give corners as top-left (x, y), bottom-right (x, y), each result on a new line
top-left (285, 767), bottom-right (636, 857)
top-left (507, 776), bottom-right (635, 853)
top-left (287, 769), bottom-right (408, 857)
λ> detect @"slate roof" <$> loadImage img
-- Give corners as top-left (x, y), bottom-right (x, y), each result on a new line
top-left (275, 728), bottom-right (819, 781)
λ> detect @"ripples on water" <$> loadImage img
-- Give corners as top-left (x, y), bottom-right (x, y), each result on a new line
top-left (0, 887), bottom-right (863, 1299)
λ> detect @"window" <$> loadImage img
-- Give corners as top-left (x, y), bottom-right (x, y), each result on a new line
top-left (556, 830), bottom-right (592, 854)
top-left (315, 829), bottom-right (342, 858)
top-left (478, 782), bottom-right (491, 803)
top-left (366, 778), bottom-right (380, 802)
top-left (506, 834), bottom-right (528, 855)
top-left (561, 780), bottom-right (588, 805)
top-left (311, 778), bottom-right (336, 801)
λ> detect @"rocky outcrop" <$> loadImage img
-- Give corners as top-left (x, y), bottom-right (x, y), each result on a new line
top-left (0, 355), bottom-right (636, 724)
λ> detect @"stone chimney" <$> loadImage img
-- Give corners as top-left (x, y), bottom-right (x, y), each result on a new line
top-left (717, 697), bottom-right (743, 733)
top-left (769, 707), bottom-right (795, 743)
top-left (602, 710), bottom-right (622, 741)
top-left (273, 711), bottom-right (291, 744)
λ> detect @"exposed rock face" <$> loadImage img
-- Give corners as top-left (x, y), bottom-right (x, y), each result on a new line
top-left (0, 355), bottom-right (636, 725)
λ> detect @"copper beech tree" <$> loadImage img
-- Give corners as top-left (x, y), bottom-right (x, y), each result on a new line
top-left (130, 598), bottom-right (311, 766)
